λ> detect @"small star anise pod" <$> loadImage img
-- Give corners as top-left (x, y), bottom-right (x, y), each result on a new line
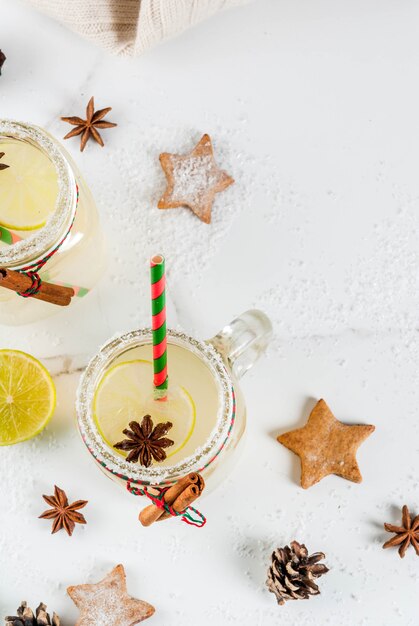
top-left (61, 96), bottom-right (117, 152)
top-left (0, 50), bottom-right (6, 75)
top-left (39, 485), bottom-right (88, 536)
top-left (114, 415), bottom-right (174, 467)
top-left (383, 504), bottom-right (419, 558)
top-left (0, 152), bottom-right (9, 170)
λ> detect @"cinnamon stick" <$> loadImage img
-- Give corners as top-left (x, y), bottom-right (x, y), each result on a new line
top-left (157, 479), bottom-right (205, 521)
top-left (139, 472), bottom-right (203, 527)
top-left (0, 268), bottom-right (74, 306)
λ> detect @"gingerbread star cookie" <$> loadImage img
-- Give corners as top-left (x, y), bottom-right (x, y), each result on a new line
top-left (68, 564), bottom-right (155, 625)
top-left (277, 399), bottom-right (375, 489)
top-left (158, 133), bottom-right (234, 224)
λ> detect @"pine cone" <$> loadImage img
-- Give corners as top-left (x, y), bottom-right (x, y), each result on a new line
top-left (5, 601), bottom-right (60, 626)
top-left (266, 540), bottom-right (329, 605)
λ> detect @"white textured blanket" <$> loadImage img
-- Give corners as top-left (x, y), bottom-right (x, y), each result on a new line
top-left (27, 0), bottom-right (250, 56)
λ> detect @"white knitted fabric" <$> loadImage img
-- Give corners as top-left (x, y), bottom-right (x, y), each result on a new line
top-left (27, 0), bottom-right (250, 56)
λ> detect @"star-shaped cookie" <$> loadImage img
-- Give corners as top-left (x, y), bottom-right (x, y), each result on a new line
top-left (68, 564), bottom-right (155, 625)
top-left (277, 399), bottom-right (375, 489)
top-left (158, 133), bottom-right (234, 224)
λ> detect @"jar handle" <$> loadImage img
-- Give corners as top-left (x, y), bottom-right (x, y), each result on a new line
top-left (207, 309), bottom-right (273, 380)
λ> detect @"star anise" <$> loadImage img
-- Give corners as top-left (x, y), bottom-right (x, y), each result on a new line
top-left (0, 152), bottom-right (9, 170)
top-left (383, 505), bottom-right (419, 558)
top-left (39, 485), bottom-right (88, 536)
top-left (0, 50), bottom-right (6, 75)
top-left (114, 415), bottom-right (174, 467)
top-left (61, 96), bottom-right (117, 152)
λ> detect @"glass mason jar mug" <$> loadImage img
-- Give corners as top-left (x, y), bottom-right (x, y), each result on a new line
top-left (76, 310), bottom-right (273, 495)
top-left (0, 120), bottom-right (105, 325)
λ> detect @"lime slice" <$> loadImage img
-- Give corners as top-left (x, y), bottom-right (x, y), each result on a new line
top-left (93, 360), bottom-right (196, 460)
top-left (0, 349), bottom-right (56, 445)
top-left (0, 140), bottom-right (58, 231)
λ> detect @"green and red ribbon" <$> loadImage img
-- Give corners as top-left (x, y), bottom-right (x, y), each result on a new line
top-left (127, 482), bottom-right (206, 528)
top-left (150, 254), bottom-right (168, 400)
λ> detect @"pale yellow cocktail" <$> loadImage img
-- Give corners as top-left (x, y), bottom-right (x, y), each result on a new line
top-left (0, 120), bottom-right (106, 325)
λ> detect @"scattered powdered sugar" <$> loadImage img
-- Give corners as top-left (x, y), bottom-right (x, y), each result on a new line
top-left (74, 120), bottom-right (282, 307)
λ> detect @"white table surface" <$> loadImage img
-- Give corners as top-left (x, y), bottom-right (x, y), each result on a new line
top-left (1, 1), bottom-right (419, 624)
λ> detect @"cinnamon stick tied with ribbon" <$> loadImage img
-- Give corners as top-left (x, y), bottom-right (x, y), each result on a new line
top-left (157, 481), bottom-right (204, 522)
top-left (139, 472), bottom-right (205, 527)
top-left (0, 268), bottom-right (74, 306)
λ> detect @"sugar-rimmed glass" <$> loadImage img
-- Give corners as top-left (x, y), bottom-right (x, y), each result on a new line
top-left (0, 120), bottom-right (105, 324)
top-left (76, 310), bottom-right (273, 492)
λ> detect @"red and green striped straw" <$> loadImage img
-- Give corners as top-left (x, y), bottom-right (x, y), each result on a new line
top-left (150, 254), bottom-right (168, 401)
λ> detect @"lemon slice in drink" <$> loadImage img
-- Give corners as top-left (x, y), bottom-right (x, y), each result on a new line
top-left (93, 360), bottom-right (196, 460)
top-left (0, 140), bottom-right (58, 231)
top-left (0, 349), bottom-right (56, 445)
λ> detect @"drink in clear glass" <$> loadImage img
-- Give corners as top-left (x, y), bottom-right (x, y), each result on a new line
top-left (77, 310), bottom-right (272, 493)
top-left (0, 120), bottom-right (106, 325)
